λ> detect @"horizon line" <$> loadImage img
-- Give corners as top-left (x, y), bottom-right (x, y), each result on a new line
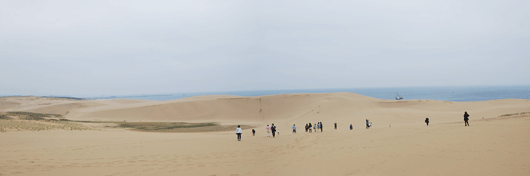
top-left (2, 84), bottom-right (529, 98)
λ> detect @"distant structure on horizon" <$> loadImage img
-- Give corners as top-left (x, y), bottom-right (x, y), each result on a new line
top-left (395, 93), bottom-right (403, 100)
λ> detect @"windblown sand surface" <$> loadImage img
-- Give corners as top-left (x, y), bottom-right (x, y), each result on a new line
top-left (1, 93), bottom-right (530, 176)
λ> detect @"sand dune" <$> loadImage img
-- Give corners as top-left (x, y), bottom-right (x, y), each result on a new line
top-left (65, 93), bottom-right (530, 129)
top-left (1, 93), bottom-right (530, 176)
top-left (0, 96), bottom-right (102, 115)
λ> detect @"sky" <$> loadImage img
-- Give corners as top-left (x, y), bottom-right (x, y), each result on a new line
top-left (1, 0), bottom-right (529, 96)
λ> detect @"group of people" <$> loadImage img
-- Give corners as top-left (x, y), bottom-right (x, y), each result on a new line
top-left (236, 111), bottom-right (473, 141)
top-left (240, 123), bottom-right (278, 141)
top-left (424, 111), bottom-right (471, 126)
top-left (304, 122), bottom-right (323, 133)
top-left (265, 124), bottom-right (278, 137)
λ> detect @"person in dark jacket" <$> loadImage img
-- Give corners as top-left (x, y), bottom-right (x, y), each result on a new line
top-left (271, 123), bottom-right (277, 137)
top-left (305, 123), bottom-right (309, 132)
top-left (320, 122), bottom-right (323, 132)
top-left (464, 111), bottom-right (470, 126)
top-left (366, 119), bottom-right (370, 129)
top-left (334, 123), bottom-right (337, 130)
top-left (308, 123), bottom-right (312, 133)
top-left (350, 124), bottom-right (353, 130)
top-left (425, 117), bottom-right (429, 126)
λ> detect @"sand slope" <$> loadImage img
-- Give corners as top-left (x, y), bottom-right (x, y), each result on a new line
top-left (65, 93), bottom-right (530, 129)
top-left (1, 114), bottom-right (529, 176)
top-left (0, 96), bottom-right (103, 115)
top-left (1, 93), bottom-right (530, 176)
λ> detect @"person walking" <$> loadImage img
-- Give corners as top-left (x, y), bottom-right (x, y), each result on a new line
top-left (320, 122), bottom-right (323, 132)
top-left (350, 124), bottom-right (353, 130)
top-left (252, 129), bottom-right (256, 136)
top-left (366, 119), bottom-right (370, 129)
top-left (334, 123), bottom-right (337, 130)
top-left (266, 125), bottom-right (271, 137)
top-left (292, 124), bottom-right (296, 133)
top-left (425, 117), bottom-right (430, 126)
top-left (313, 123), bottom-right (316, 132)
top-left (464, 111), bottom-right (470, 126)
top-left (308, 123), bottom-right (312, 133)
top-left (305, 123), bottom-right (309, 133)
top-left (236, 125), bottom-right (242, 141)
top-left (271, 123), bottom-right (277, 138)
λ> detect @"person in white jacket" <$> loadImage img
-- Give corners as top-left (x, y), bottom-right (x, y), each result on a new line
top-left (266, 125), bottom-right (271, 137)
top-left (236, 125), bottom-right (242, 141)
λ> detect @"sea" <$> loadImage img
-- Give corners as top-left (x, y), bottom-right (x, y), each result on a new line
top-left (90, 85), bottom-right (530, 102)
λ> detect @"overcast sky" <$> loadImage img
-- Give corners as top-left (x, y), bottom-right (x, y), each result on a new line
top-left (1, 0), bottom-right (529, 96)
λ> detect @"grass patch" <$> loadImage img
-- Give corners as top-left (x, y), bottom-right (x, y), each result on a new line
top-left (0, 112), bottom-right (94, 132)
top-left (119, 122), bottom-right (216, 130)
top-left (0, 119), bottom-right (94, 133)
top-left (118, 122), bottom-right (252, 133)
top-left (1, 111), bottom-right (253, 133)
top-left (0, 114), bottom-right (12, 120)
top-left (499, 112), bottom-right (530, 117)
top-left (7, 111), bottom-right (62, 120)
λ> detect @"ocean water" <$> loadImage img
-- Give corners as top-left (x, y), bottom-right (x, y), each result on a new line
top-left (93, 85), bottom-right (530, 102)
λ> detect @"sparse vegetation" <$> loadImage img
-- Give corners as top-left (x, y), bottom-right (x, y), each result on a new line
top-left (0, 119), bottom-right (93, 133)
top-left (0, 112), bottom-right (92, 132)
top-left (0, 114), bottom-right (12, 120)
top-left (119, 122), bottom-right (216, 130)
top-left (499, 112), bottom-right (529, 117)
top-left (0, 111), bottom-right (253, 133)
top-left (7, 111), bottom-right (62, 120)
top-left (118, 122), bottom-right (252, 133)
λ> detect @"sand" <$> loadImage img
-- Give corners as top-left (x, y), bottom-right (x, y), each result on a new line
top-left (1, 93), bottom-right (530, 176)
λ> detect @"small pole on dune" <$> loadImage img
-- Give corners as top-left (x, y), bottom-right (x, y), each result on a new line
top-left (259, 98), bottom-right (262, 119)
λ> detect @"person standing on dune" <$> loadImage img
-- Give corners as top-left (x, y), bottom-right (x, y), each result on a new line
top-left (366, 119), bottom-right (370, 129)
top-left (350, 124), bottom-right (353, 130)
top-left (266, 125), bottom-right (271, 137)
top-left (308, 123), bottom-right (312, 133)
top-left (305, 123), bottom-right (308, 133)
top-left (425, 117), bottom-right (429, 126)
top-left (252, 129), bottom-right (256, 136)
top-left (236, 125), bottom-right (242, 141)
top-left (271, 123), bottom-right (277, 138)
top-left (320, 122), bottom-right (323, 132)
top-left (464, 111), bottom-right (470, 126)
top-left (292, 124), bottom-right (296, 133)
